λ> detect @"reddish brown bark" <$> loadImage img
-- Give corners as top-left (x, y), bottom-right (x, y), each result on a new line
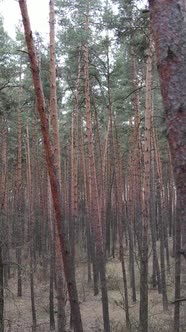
top-left (18, 1), bottom-right (83, 331)
top-left (149, 0), bottom-right (186, 236)
top-left (49, 0), bottom-right (61, 176)
top-left (131, 48), bottom-right (143, 253)
top-left (70, 58), bottom-right (81, 264)
top-left (83, 7), bottom-right (110, 332)
top-left (149, 2), bottom-right (186, 331)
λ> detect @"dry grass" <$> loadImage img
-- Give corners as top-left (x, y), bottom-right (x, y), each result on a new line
top-left (3, 245), bottom-right (178, 332)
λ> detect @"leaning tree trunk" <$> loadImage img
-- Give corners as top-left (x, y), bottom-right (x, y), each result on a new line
top-left (18, 1), bottom-right (83, 331)
top-left (149, 2), bottom-right (186, 331)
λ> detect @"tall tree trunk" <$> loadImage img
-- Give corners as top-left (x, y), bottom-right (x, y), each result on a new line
top-left (157, 192), bottom-right (169, 311)
top-left (139, 35), bottom-right (152, 332)
top-left (0, 246), bottom-right (3, 332)
top-left (126, 155), bottom-right (136, 303)
top-left (26, 125), bottom-right (37, 331)
top-left (116, 142), bottom-right (130, 330)
top-left (83, 6), bottom-right (110, 332)
top-left (152, 119), bottom-right (168, 309)
top-left (49, 1), bottom-right (66, 330)
top-left (48, 177), bottom-right (56, 331)
top-left (149, 151), bottom-right (162, 293)
top-left (174, 197), bottom-right (181, 332)
top-left (80, 125), bottom-right (92, 284)
top-left (18, 2), bottom-right (83, 331)
top-left (0, 117), bottom-right (8, 308)
top-left (149, 3), bottom-right (186, 328)
top-left (16, 58), bottom-right (23, 298)
top-left (131, 47), bottom-right (143, 255)
top-left (70, 56), bottom-right (80, 267)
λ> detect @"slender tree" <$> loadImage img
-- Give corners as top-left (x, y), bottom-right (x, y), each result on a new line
top-left (0, 117), bottom-right (7, 332)
top-left (49, 1), bottom-right (66, 330)
top-left (18, 1), bottom-right (83, 331)
top-left (15, 58), bottom-right (23, 298)
top-left (139, 33), bottom-right (153, 332)
top-left (26, 125), bottom-right (37, 332)
top-left (151, 118), bottom-right (168, 310)
top-left (83, 5), bottom-right (110, 331)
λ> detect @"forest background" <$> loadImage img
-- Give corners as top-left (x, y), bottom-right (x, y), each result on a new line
top-left (0, 0), bottom-right (185, 332)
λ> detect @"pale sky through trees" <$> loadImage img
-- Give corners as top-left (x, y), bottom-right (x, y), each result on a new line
top-left (0, 0), bottom-right (49, 38)
top-left (0, 0), bottom-right (148, 39)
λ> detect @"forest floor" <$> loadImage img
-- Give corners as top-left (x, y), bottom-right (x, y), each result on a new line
top-left (4, 244), bottom-right (182, 332)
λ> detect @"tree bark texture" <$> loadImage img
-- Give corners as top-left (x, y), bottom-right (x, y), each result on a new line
top-left (149, 0), bottom-right (186, 240)
top-left (149, 2), bottom-right (186, 330)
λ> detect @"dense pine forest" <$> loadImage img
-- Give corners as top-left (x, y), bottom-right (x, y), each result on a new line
top-left (0, 0), bottom-right (186, 331)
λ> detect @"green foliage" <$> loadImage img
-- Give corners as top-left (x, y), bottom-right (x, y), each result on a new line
top-left (0, 16), bottom-right (16, 90)
top-left (0, 0), bottom-right (167, 168)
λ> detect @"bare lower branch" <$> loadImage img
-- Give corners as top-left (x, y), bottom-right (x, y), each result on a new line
top-left (172, 298), bottom-right (186, 304)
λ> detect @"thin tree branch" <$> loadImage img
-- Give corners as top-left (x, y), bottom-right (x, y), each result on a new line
top-left (172, 298), bottom-right (186, 304)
